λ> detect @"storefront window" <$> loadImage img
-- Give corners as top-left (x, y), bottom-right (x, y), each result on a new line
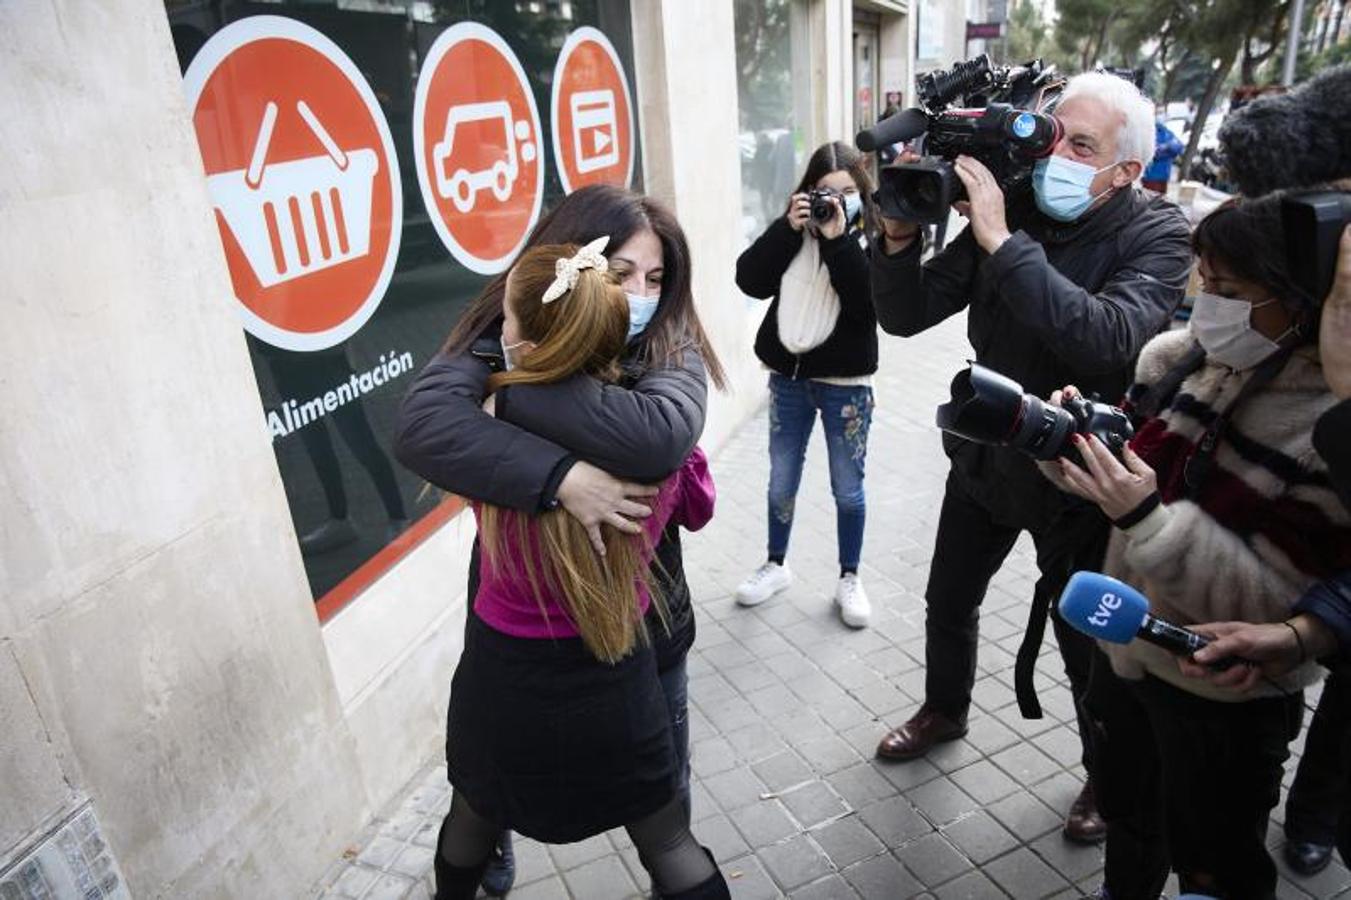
top-left (733, 0), bottom-right (808, 247)
top-left (164, 0), bottom-right (641, 620)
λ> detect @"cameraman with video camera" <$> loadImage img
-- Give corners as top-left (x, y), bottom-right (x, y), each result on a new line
top-left (870, 71), bottom-right (1193, 844)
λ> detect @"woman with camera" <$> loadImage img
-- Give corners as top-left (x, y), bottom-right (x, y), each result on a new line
top-left (732, 141), bottom-right (879, 628)
top-left (1041, 191), bottom-right (1351, 899)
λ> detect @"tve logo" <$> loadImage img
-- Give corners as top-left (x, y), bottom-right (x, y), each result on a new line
top-left (1087, 591), bottom-right (1123, 628)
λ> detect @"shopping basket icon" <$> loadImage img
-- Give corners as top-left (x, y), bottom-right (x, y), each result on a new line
top-left (207, 100), bottom-right (379, 288)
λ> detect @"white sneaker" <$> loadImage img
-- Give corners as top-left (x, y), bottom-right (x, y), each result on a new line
top-left (835, 573), bottom-right (871, 628)
top-left (736, 562), bottom-right (792, 607)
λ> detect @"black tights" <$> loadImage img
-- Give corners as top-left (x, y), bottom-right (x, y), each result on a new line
top-left (438, 790), bottom-right (713, 895)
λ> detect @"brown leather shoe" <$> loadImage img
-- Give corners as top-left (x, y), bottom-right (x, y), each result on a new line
top-left (876, 708), bottom-right (967, 760)
top-left (1063, 779), bottom-right (1107, 845)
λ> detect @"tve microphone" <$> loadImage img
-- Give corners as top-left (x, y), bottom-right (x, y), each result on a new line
top-left (855, 108), bottom-right (930, 152)
top-left (1058, 571), bottom-right (1240, 669)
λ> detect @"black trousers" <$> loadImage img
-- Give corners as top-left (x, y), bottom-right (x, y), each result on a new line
top-left (923, 471), bottom-right (1107, 766)
top-left (1084, 652), bottom-right (1303, 900)
top-left (1286, 666), bottom-right (1351, 846)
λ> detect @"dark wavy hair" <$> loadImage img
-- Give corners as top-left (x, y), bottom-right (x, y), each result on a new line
top-left (1192, 188), bottom-right (1328, 336)
top-left (793, 140), bottom-right (880, 237)
top-left (443, 184), bottom-right (726, 389)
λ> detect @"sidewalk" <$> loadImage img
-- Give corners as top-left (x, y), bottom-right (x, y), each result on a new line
top-left (312, 313), bottom-right (1350, 900)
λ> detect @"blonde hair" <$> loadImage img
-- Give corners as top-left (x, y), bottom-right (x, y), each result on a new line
top-left (478, 243), bottom-right (665, 663)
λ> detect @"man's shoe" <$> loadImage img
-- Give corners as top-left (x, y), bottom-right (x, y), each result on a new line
top-left (480, 830), bottom-right (515, 896)
top-left (735, 562), bottom-right (792, 607)
top-left (835, 573), bottom-right (871, 628)
top-left (1063, 780), bottom-right (1107, 845)
top-left (876, 708), bottom-right (967, 760)
top-left (1284, 839), bottom-right (1334, 876)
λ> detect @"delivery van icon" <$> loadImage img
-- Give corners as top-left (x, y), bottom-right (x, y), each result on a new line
top-left (432, 100), bottom-right (538, 214)
top-left (207, 99), bottom-right (379, 288)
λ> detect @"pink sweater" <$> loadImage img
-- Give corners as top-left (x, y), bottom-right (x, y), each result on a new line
top-left (472, 448), bottom-right (715, 639)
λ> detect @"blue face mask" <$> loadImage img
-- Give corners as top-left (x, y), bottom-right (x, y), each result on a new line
top-left (626, 292), bottom-right (660, 339)
top-left (1033, 156), bottom-right (1116, 222)
top-left (842, 192), bottom-right (863, 224)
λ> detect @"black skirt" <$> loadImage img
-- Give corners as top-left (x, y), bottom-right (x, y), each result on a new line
top-left (446, 611), bottom-right (678, 843)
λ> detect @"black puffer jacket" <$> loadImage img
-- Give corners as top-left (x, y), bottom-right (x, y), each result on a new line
top-left (737, 217), bottom-right (877, 380)
top-left (872, 187), bottom-right (1193, 530)
top-left (395, 326), bottom-right (707, 670)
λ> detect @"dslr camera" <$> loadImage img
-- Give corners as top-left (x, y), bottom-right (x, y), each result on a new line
top-left (807, 187), bottom-right (844, 224)
top-left (856, 54), bottom-right (1066, 223)
top-left (1283, 190), bottom-right (1351, 306)
top-left (936, 363), bottom-right (1133, 462)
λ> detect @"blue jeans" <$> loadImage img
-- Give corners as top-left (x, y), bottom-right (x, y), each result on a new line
top-left (766, 373), bottom-right (873, 570)
top-left (658, 657), bottom-right (691, 816)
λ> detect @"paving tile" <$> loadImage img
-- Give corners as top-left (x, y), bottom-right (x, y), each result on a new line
top-left (797, 733), bottom-right (864, 775)
top-left (895, 831), bottom-right (974, 889)
top-left (700, 813), bottom-right (752, 864)
top-left (814, 815), bottom-right (886, 869)
top-left (907, 776), bottom-right (982, 828)
top-left (790, 873), bottom-right (860, 899)
top-left (757, 834), bottom-right (833, 891)
top-left (980, 846), bottom-right (1070, 899)
top-left (752, 749), bottom-right (815, 793)
top-left (548, 833), bottom-right (611, 870)
top-left (1027, 831), bottom-right (1104, 885)
top-left (842, 853), bottom-right (926, 900)
top-left (724, 854), bottom-right (782, 900)
top-left (826, 763), bottom-right (897, 810)
top-left (948, 760), bottom-right (1021, 806)
top-left (730, 800), bottom-right (800, 849)
top-left (779, 780), bottom-right (848, 829)
top-left (704, 767), bottom-right (771, 812)
top-left (362, 872), bottom-right (417, 900)
top-left (560, 853), bottom-right (637, 900)
top-left (931, 868), bottom-right (1006, 899)
top-left (858, 795), bottom-right (933, 846)
top-left (326, 864), bottom-right (380, 899)
top-left (985, 790), bottom-right (1063, 844)
top-left (508, 875), bottom-right (569, 899)
top-left (942, 812), bottom-right (1020, 865)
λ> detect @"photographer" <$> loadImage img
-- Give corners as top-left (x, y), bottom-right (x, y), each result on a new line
top-left (1043, 194), bottom-right (1351, 899)
top-left (734, 141), bottom-right (879, 628)
top-left (870, 71), bottom-right (1193, 844)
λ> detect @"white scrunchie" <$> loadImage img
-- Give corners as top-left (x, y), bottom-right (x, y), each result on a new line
top-left (541, 235), bottom-right (610, 304)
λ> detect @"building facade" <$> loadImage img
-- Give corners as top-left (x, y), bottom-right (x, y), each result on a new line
top-left (0, 1), bottom-right (1000, 897)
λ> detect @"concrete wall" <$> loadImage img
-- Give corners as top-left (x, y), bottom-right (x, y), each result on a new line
top-left (0, 2), bottom-right (369, 896)
top-left (632, 0), bottom-right (766, 452)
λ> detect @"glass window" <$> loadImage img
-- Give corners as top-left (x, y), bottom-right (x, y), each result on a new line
top-left (733, 0), bottom-right (809, 248)
top-left (164, 0), bottom-right (641, 620)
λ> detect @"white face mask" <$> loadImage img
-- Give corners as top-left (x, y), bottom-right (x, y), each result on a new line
top-left (1189, 292), bottom-right (1293, 370)
top-left (625, 292), bottom-right (660, 339)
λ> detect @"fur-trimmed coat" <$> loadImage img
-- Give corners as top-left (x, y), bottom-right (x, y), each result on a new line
top-left (1089, 329), bottom-right (1351, 699)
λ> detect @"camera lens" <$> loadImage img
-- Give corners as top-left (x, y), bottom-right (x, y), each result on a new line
top-left (810, 196), bottom-right (834, 221)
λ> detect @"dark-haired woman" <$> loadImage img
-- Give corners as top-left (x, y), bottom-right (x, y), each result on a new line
top-left (733, 141), bottom-right (879, 629)
top-left (395, 184), bottom-right (723, 897)
top-left (1041, 191), bottom-right (1351, 900)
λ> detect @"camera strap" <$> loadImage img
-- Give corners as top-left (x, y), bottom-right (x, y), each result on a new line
top-left (1182, 346), bottom-right (1295, 498)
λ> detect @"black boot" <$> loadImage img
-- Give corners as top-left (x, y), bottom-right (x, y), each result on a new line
top-left (432, 815), bottom-right (490, 900)
top-left (480, 830), bottom-right (516, 896)
top-left (657, 848), bottom-right (731, 900)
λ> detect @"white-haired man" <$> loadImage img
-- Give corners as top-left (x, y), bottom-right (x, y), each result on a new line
top-left (871, 72), bottom-right (1193, 844)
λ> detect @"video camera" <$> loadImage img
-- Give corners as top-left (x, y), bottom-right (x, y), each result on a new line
top-left (935, 363), bottom-right (1134, 462)
top-left (1283, 191), bottom-right (1350, 307)
top-left (856, 54), bottom-right (1066, 223)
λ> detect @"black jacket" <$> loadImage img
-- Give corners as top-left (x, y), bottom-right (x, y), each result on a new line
top-left (737, 217), bottom-right (878, 379)
top-left (872, 187), bottom-right (1193, 529)
top-left (394, 328), bottom-right (708, 669)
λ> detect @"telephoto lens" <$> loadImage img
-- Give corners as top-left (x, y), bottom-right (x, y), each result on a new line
top-left (935, 363), bottom-right (1133, 461)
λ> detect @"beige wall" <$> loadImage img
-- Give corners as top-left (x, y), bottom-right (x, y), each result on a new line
top-left (0, 2), bottom-right (370, 896)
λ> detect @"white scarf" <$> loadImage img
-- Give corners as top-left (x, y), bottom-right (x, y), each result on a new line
top-left (775, 235), bottom-right (840, 354)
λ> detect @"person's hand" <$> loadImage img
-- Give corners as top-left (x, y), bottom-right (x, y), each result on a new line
top-left (1174, 617), bottom-right (1335, 691)
top-left (786, 193), bottom-right (812, 232)
top-left (1056, 433), bottom-right (1158, 521)
top-left (1320, 224), bottom-right (1351, 399)
top-left (555, 461), bottom-right (657, 556)
top-left (817, 195), bottom-right (847, 240)
top-left (952, 155), bottom-right (1012, 255)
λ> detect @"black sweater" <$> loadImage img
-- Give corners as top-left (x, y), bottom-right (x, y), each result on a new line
top-left (736, 217), bottom-right (878, 379)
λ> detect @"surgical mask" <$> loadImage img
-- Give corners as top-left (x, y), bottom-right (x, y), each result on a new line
top-left (626, 292), bottom-right (660, 339)
top-left (1033, 156), bottom-right (1116, 222)
top-left (842, 192), bottom-right (863, 224)
top-left (500, 337), bottom-right (528, 371)
top-left (1189, 292), bottom-right (1293, 370)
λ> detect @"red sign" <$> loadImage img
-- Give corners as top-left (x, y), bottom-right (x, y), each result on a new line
top-left (413, 23), bottom-right (544, 275)
top-left (966, 21), bottom-right (1004, 40)
top-left (550, 27), bottom-right (635, 194)
top-left (184, 17), bottom-right (402, 352)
